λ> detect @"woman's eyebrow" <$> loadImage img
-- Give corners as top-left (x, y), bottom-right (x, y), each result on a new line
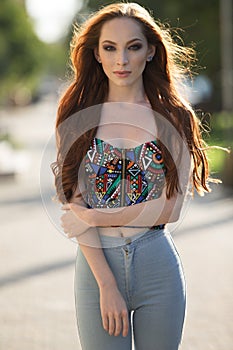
top-left (101, 38), bottom-right (143, 45)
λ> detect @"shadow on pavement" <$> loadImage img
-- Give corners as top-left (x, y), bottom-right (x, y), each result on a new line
top-left (0, 258), bottom-right (75, 289)
top-left (175, 213), bottom-right (233, 236)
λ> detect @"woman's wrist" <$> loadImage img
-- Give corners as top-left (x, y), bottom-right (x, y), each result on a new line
top-left (98, 275), bottom-right (118, 290)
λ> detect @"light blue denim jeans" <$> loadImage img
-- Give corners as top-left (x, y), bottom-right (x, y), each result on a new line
top-left (75, 227), bottom-right (186, 350)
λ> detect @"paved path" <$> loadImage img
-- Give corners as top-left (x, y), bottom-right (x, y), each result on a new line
top-left (0, 98), bottom-right (232, 349)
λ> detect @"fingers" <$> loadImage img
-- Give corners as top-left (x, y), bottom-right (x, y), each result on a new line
top-left (108, 313), bottom-right (115, 336)
top-left (102, 312), bottom-right (109, 334)
top-left (60, 211), bottom-right (75, 235)
top-left (60, 213), bottom-right (67, 231)
top-left (121, 309), bottom-right (129, 337)
top-left (114, 314), bottom-right (122, 337)
top-left (61, 203), bottom-right (70, 211)
top-left (102, 311), bottom-right (129, 337)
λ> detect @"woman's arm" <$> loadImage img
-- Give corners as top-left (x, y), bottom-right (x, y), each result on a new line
top-left (61, 192), bottom-right (129, 337)
top-left (77, 239), bottom-right (129, 337)
top-left (66, 188), bottom-right (186, 228)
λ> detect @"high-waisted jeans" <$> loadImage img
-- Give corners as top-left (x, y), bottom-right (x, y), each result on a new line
top-left (74, 227), bottom-right (186, 350)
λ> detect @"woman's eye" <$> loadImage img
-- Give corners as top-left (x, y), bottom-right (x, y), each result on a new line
top-left (128, 44), bottom-right (142, 50)
top-left (103, 45), bottom-right (116, 51)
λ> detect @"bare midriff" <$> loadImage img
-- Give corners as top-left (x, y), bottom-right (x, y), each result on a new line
top-left (97, 226), bottom-right (151, 238)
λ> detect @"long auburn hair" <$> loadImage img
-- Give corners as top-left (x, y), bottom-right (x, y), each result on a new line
top-left (52, 2), bottom-right (214, 204)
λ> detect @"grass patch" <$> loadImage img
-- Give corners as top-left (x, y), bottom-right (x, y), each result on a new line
top-left (206, 147), bottom-right (229, 176)
top-left (202, 111), bottom-right (232, 175)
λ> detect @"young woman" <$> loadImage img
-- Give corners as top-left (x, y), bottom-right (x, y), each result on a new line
top-left (52, 3), bottom-right (214, 349)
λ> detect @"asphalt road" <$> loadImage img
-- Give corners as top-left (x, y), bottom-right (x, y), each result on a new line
top-left (0, 98), bottom-right (232, 350)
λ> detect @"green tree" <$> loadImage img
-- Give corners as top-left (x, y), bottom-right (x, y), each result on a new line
top-left (0, 0), bottom-right (46, 105)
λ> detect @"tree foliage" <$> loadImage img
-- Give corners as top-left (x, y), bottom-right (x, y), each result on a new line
top-left (0, 0), bottom-right (46, 105)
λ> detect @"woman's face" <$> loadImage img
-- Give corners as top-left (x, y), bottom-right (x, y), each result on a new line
top-left (95, 17), bottom-right (155, 89)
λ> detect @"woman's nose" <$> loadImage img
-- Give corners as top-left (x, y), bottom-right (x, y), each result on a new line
top-left (117, 50), bottom-right (129, 65)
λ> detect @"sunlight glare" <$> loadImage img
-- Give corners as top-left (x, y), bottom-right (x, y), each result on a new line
top-left (25, 0), bottom-right (83, 42)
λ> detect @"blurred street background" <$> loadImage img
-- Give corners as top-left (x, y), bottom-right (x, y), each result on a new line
top-left (0, 0), bottom-right (232, 349)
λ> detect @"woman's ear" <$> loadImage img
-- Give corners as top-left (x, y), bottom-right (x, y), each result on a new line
top-left (94, 47), bottom-right (101, 63)
top-left (147, 45), bottom-right (156, 61)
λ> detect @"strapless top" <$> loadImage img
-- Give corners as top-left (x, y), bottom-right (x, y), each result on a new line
top-left (83, 138), bottom-right (166, 208)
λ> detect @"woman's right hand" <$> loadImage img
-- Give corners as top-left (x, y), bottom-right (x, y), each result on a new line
top-left (61, 203), bottom-right (90, 238)
top-left (99, 283), bottom-right (129, 337)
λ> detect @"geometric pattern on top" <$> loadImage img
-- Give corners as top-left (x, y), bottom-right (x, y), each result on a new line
top-left (84, 137), bottom-right (166, 208)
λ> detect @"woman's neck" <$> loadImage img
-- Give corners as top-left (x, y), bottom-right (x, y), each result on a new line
top-left (107, 81), bottom-right (149, 105)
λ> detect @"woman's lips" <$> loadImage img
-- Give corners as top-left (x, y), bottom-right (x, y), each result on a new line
top-left (113, 71), bottom-right (131, 78)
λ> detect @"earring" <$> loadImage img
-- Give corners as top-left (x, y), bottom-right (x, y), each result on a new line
top-left (147, 56), bottom-right (153, 62)
top-left (97, 58), bottom-right (101, 63)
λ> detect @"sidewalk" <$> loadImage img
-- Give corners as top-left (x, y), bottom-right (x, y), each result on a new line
top-left (175, 191), bottom-right (233, 350)
top-left (0, 99), bottom-right (232, 349)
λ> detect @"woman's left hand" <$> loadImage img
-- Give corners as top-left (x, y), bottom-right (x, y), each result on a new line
top-left (61, 203), bottom-right (92, 238)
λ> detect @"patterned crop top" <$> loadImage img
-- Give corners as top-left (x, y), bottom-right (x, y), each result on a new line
top-left (84, 138), bottom-right (166, 209)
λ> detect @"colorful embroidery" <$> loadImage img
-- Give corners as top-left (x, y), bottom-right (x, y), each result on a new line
top-left (84, 138), bottom-right (166, 208)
